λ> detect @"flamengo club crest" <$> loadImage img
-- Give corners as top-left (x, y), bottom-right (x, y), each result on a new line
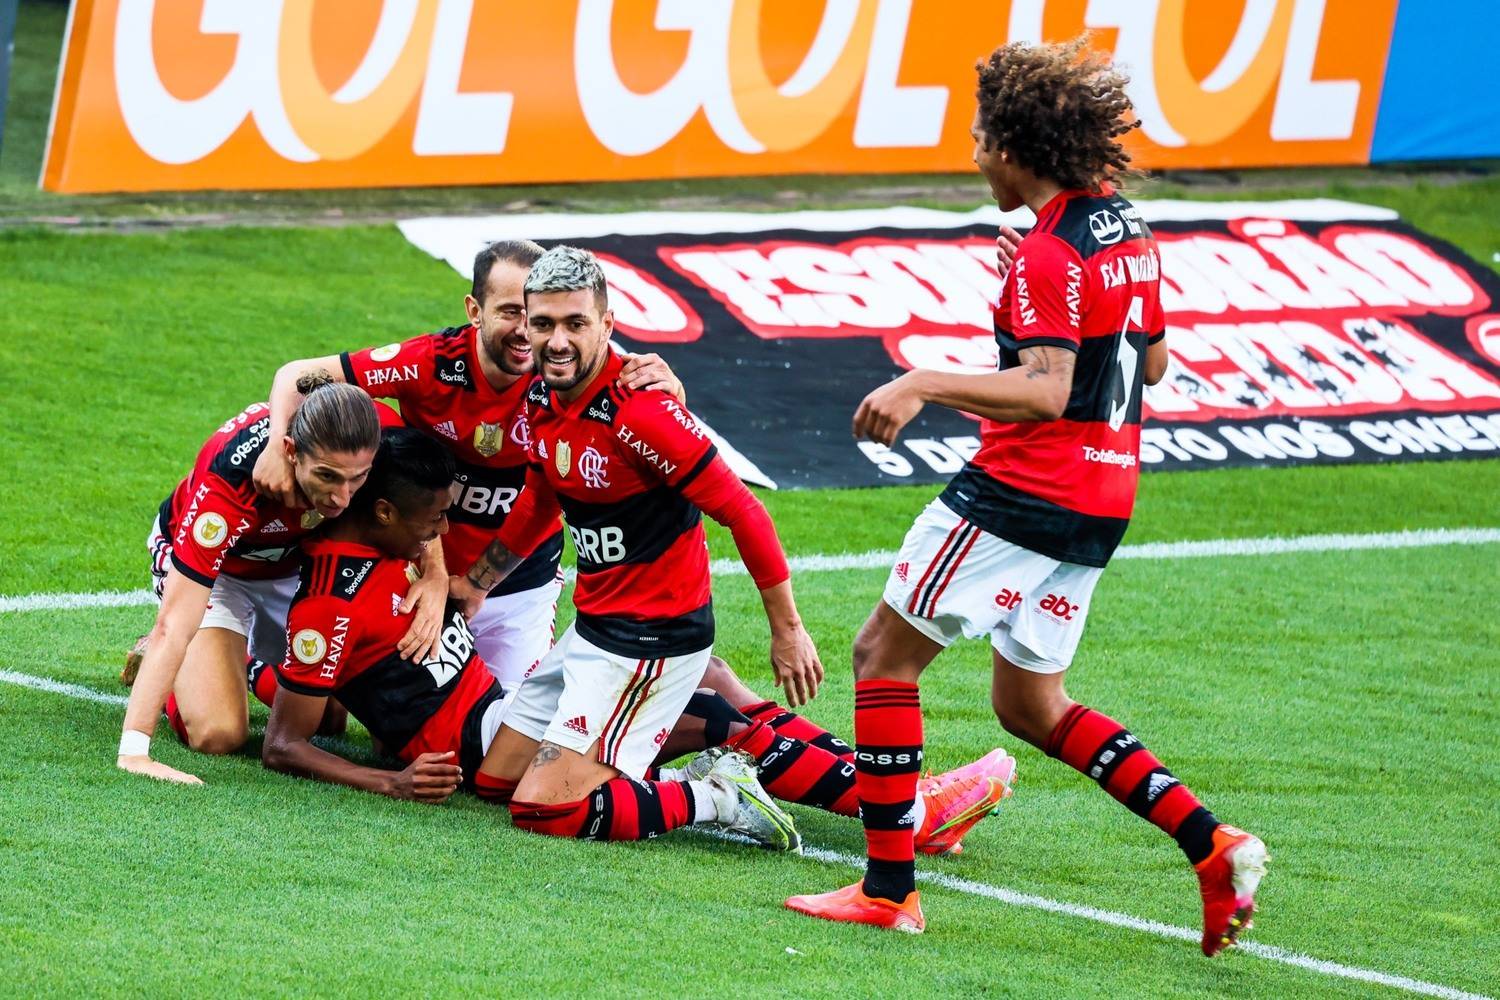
top-left (579, 446), bottom-right (610, 489)
top-left (473, 421), bottom-right (503, 457)
top-left (555, 439), bottom-right (572, 478)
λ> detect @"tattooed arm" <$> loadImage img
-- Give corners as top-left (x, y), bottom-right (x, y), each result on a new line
top-left (852, 345), bottom-right (1077, 446)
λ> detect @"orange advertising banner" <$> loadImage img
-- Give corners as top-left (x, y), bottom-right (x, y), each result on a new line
top-left (42, 0), bottom-right (1400, 194)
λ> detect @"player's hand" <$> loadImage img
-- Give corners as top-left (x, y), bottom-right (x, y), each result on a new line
top-left (117, 754), bottom-right (204, 785)
top-left (390, 751), bottom-right (462, 803)
top-left (853, 371), bottom-right (926, 447)
top-left (618, 352), bottom-right (685, 403)
top-left (448, 575), bottom-right (486, 621)
top-left (995, 225), bottom-right (1023, 278)
top-left (770, 623), bottom-right (823, 708)
top-left (250, 435), bottom-right (299, 508)
top-left (396, 571), bottom-right (448, 662)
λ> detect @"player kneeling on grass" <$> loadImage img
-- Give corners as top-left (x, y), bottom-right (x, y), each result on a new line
top-left (786, 37), bottom-right (1267, 951)
top-left (448, 246), bottom-right (830, 851)
top-left (117, 376), bottom-right (410, 784)
top-left (264, 428), bottom-right (804, 846)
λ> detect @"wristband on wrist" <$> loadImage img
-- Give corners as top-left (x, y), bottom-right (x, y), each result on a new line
top-left (119, 730), bottom-right (151, 757)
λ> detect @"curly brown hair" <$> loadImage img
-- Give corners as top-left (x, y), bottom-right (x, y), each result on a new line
top-left (975, 35), bottom-right (1140, 190)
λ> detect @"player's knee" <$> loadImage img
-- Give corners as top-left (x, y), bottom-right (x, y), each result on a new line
top-left (700, 656), bottom-right (733, 691)
top-left (991, 696), bottom-right (1045, 748)
top-left (186, 720), bottom-right (247, 755)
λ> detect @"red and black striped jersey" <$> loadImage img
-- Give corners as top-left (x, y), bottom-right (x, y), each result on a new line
top-left (341, 326), bottom-right (563, 595)
top-left (275, 537), bottom-right (502, 768)
top-left (940, 185), bottom-right (1166, 567)
top-left (160, 404), bottom-right (320, 585)
top-left (496, 351), bottom-right (791, 658)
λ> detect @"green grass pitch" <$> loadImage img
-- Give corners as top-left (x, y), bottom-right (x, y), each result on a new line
top-left (1, 213), bottom-right (1497, 998)
top-left (2, 24), bottom-right (1499, 986)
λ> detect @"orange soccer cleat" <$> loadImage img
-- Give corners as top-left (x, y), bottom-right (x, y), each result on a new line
top-left (1195, 824), bottom-right (1269, 956)
top-left (914, 751), bottom-right (1015, 856)
top-left (785, 881), bottom-right (925, 933)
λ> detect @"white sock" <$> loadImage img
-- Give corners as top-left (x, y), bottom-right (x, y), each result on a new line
top-left (689, 779), bottom-right (726, 823)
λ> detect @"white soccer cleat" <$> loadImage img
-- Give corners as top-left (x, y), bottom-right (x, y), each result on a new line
top-left (704, 751), bottom-right (802, 853)
top-left (674, 746), bottom-right (728, 783)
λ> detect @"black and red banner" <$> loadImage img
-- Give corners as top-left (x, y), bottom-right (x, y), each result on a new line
top-left (401, 206), bottom-right (1500, 489)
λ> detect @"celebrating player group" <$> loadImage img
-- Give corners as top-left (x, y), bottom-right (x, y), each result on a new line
top-left (113, 37), bottom-right (1265, 952)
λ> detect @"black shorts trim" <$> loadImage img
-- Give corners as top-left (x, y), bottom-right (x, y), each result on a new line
top-left (459, 683), bottom-right (508, 790)
top-left (575, 603), bottom-right (715, 659)
top-left (940, 466), bottom-right (1128, 568)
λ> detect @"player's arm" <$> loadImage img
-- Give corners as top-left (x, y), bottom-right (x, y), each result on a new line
top-left (395, 539), bottom-right (448, 662)
top-left (450, 464), bottom-right (562, 618)
top-left (617, 352), bottom-right (688, 405)
top-left (262, 686), bottom-right (461, 803)
top-left (253, 353), bottom-right (347, 506)
top-left (631, 395), bottom-right (823, 705)
top-left (117, 566), bottom-right (211, 784)
top-left (1144, 335), bottom-right (1168, 386)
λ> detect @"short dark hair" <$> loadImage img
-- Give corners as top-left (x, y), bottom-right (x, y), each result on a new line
top-left (472, 239), bottom-right (545, 304)
top-left (975, 35), bottom-right (1140, 190)
top-left (350, 427), bottom-right (455, 518)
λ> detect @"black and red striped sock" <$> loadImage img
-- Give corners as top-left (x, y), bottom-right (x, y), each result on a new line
top-left (247, 658), bottom-right (277, 708)
top-left (473, 771), bottom-right (518, 806)
top-left (1047, 704), bottom-right (1220, 864)
top-left (854, 679), bottom-right (923, 901)
top-left (729, 722), bottom-right (859, 816)
top-left (740, 700), bottom-right (852, 760)
top-left (510, 778), bottom-right (695, 842)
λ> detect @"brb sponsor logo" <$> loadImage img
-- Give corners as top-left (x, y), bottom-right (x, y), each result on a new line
top-left (421, 611), bottom-right (475, 686)
top-left (569, 524), bottom-right (625, 565)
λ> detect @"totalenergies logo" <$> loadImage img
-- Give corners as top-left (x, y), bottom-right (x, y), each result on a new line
top-left (47, 0), bottom-right (1396, 192)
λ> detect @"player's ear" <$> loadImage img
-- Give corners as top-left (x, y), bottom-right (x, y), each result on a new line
top-left (282, 436), bottom-right (298, 462)
top-left (464, 294), bottom-right (481, 325)
top-left (373, 498), bottom-right (397, 526)
top-left (601, 308), bottom-right (614, 340)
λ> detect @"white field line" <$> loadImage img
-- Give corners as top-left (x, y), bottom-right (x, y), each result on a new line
top-left (6, 527), bottom-right (1497, 614)
top-left (0, 671), bottom-right (1491, 1000)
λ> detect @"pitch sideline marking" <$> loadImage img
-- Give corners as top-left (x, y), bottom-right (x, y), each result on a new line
top-left (0, 670), bottom-right (1490, 1000)
top-left (3, 527), bottom-right (1498, 615)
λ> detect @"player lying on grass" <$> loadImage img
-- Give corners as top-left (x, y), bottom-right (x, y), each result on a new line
top-left (116, 376), bottom-right (419, 784)
top-left (266, 427), bottom-right (1014, 856)
top-left (254, 239), bottom-right (683, 695)
top-left (787, 37), bottom-right (1268, 953)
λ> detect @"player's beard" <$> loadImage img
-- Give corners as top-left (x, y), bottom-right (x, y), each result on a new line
top-left (481, 327), bottom-right (533, 378)
top-left (541, 343), bottom-right (602, 393)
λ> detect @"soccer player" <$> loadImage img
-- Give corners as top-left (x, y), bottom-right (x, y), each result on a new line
top-left (118, 376), bottom-right (388, 783)
top-left (786, 38), bottom-right (1268, 952)
top-left (266, 428), bottom-right (805, 848)
top-left (449, 246), bottom-right (830, 849)
top-left (254, 240), bottom-right (683, 688)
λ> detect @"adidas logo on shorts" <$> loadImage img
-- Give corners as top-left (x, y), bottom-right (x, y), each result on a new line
top-left (563, 715), bottom-right (589, 736)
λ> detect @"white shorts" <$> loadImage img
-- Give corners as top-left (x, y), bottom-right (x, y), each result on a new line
top-left (147, 514), bottom-right (297, 664)
top-left (471, 573), bottom-right (563, 688)
top-left (882, 499), bottom-right (1104, 674)
top-left (503, 623), bottom-right (711, 779)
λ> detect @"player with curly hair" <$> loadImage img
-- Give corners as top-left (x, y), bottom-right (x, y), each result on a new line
top-left (786, 36), bottom-right (1268, 953)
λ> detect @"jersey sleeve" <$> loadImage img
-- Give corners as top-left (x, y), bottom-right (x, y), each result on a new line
top-left (340, 334), bottom-right (435, 403)
top-left (170, 477), bottom-right (259, 587)
top-left (275, 595), bottom-right (361, 696)
top-left (493, 463), bottom-right (563, 562)
top-left (1009, 235), bottom-right (1086, 350)
top-left (678, 457), bottom-right (790, 591)
top-left (617, 393), bottom-right (718, 490)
